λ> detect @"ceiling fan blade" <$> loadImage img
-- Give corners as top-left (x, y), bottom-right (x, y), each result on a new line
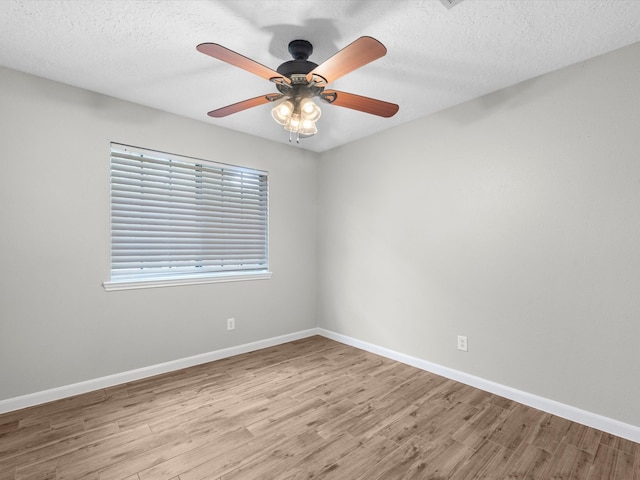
top-left (207, 94), bottom-right (283, 118)
top-left (320, 90), bottom-right (399, 118)
top-left (197, 43), bottom-right (290, 84)
top-left (306, 36), bottom-right (387, 85)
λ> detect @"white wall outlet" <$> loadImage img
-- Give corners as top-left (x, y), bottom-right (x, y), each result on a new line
top-left (227, 318), bottom-right (235, 331)
top-left (457, 335), bottom-right (468, 352)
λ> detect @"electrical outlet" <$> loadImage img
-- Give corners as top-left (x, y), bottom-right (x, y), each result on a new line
top-left (227, 318), bottom-right (235, 331)
top-left (457, 335), bottom-right (468, 352)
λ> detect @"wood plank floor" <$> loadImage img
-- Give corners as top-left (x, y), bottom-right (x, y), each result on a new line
top-left (0, 336), bottom-right (638, 479)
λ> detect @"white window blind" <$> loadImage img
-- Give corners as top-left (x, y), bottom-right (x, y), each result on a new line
top-left (104, 143), bottom-right (270, 290)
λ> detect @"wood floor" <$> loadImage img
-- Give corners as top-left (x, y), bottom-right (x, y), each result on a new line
top-left (0, 336), bottom-right (638, 479)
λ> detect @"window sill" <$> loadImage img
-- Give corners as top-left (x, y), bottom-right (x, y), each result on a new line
top-left (103, 271), bottom-right (272, 291)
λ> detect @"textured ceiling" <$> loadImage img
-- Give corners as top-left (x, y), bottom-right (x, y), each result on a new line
top-left (1, 0), bottom-right (640, 152)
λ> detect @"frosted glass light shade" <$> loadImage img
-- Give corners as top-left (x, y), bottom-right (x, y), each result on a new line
top-left (284, 113), bottom-right (301, 132)
top-left (271, 100), bottom-right (294, 125)
top-left (298, 119), bottom-right (318, 135)
top-left (300, 98), bottom-right (321, 122)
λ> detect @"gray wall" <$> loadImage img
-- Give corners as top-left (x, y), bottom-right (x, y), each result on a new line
top-left (0, 66), bottom-right (318, 400)
top-left (317, 42), bottom-right (640, 427)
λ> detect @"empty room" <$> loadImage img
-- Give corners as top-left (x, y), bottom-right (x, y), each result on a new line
top-left (1, 1), bottom-right (639, 478)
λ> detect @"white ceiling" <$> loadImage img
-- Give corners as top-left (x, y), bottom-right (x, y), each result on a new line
top-left (2, 0), bottom-right (640, 152)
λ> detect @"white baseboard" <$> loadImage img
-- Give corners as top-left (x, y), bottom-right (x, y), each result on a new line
top-left (3, 327), bottom-right (639, 444)
top-left (318, 328), bottom-right (640, 444)
top-left (0, 329), bottom-right (318, 415)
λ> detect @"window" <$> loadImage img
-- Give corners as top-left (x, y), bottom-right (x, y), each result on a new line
top-left (103, 143), bottom-right (270, 291)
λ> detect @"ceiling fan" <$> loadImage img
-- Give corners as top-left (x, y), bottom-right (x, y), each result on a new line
top-left (196, 36), bottom-right (399, 142)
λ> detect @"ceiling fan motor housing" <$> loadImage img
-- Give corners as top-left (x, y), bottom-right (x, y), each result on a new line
top-left (275, 40), bottom-right (324, 96)
top-left (277, 40), bottom-right (318, 77)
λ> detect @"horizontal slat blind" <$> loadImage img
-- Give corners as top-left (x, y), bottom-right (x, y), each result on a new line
top-left (109, 144), bottom-right (268, 282)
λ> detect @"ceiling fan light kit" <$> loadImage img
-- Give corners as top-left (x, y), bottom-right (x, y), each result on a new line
top-left (196, 36), bottom-right (399, 143)
top-left (271, 96), bottom-right (321, 141)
